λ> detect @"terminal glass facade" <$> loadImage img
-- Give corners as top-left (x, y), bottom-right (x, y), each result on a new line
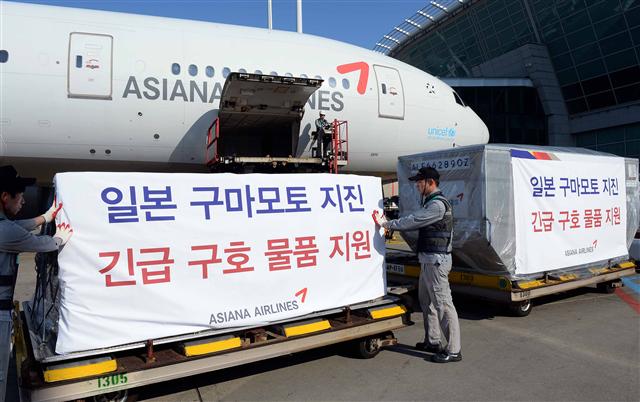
top-left (393, 0), bottom-right (640, 115)
top-left (456, 86), bottom-right (547, 145)
top-left (532, 0), bottom-right (640, 114)
top-left (394, 1), bottom-right (537, 76)
top-left (575, 122), bottom-right (640, 158)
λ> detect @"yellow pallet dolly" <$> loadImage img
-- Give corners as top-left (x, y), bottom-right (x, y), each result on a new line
top-left (384, 249), bottom-right (637, 316)
top-left (13, 296), bottom-right (410, 402)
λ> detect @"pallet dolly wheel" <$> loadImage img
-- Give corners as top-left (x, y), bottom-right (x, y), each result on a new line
top-left (354, 331), bottom-right (395, 359)
top-left (597, 279), bottom-right (621, 294)
top-left (508, 299), bottom-right (532, 317)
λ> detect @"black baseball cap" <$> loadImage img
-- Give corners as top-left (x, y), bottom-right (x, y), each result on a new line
top-left (408, 166), bottom-right (440, 182)
top-left (0, 165), bottom-right (36, 193)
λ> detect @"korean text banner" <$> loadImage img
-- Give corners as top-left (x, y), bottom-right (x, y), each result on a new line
top-left (512, 151), bottom-right (627, 275)
top-left (53, 172), bottom-right (385, 354)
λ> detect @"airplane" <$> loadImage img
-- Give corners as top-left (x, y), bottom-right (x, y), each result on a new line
top-left (0, 1), bottom-right (489, 185)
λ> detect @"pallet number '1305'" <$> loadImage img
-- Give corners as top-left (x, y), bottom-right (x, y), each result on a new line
top-left (97, 373), bottom-right (128, 389)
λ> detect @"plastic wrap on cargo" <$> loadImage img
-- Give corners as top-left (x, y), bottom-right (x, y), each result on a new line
top-left (397, 144), bottom-right (639, 280)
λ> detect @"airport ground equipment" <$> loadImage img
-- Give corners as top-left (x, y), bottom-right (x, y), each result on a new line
top-left (205, 73), bottom-right (348, 173)
top-left (16, 191), bottom-right (404, 400)
top-left (16, 251), bottom-right (410, 402)
top-left (395, 145), bottom-right (639, 281)
top-left (384, 247), bottom-right (636, 317)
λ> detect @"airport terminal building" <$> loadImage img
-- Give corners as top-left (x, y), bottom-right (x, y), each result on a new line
top-left (375, 0), bottom-right (640, 159)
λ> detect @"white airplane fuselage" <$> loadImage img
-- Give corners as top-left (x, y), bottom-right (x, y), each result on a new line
top-left (0, 1), bottom-right (489, 182)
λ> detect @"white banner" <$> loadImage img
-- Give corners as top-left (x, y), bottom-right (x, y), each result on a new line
top-left (53, 172), bottom-right (385, 354)
top-left (512, 150), bottom-right (627, 275)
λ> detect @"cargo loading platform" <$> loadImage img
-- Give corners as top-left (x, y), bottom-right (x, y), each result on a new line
top-left (384, 244), bottom-right (637, 317)
top-left (16, 296), bottom-right (410, 402)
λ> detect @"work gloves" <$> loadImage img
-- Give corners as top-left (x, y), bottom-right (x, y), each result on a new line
top-left (372, 210), bottom-right (389, 227)
top-left (54, 223), bottom-right (73, 246)
top-left (42, 202), bottom-right (63, 223)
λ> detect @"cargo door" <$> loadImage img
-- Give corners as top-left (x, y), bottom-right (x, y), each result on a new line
top-left (68, 32), bottom-right (113, 99)
top-left (217, 73), bottom-right (321, 157)
top-left (374, 65), bottom-right (404, 119)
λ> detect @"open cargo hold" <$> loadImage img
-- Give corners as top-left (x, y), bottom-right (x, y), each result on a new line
top-left (396, 144), bottom-right (639, 280)
top-left (215, 73), bottom-right (316, 159)
top-left (205, 73), bottom-right (348, 171)
top-left (27, 172), bottom-right (386, 359)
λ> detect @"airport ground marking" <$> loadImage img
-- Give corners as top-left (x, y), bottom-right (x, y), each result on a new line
top-left (614, 287), bottom-right (640, 314)
top-left (621, 275), bottom-right (640, 295)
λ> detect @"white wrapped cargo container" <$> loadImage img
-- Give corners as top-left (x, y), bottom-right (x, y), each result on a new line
top-left (397, 144), bottom-right (639, 280)
top-left (29, 172), bottom-right (386, 355)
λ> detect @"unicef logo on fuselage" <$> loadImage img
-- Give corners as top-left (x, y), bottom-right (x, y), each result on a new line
top-left (427, 127), bottom-right (456, 140)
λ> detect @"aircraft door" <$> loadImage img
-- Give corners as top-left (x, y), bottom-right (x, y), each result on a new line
top-left (373, 65), bottom-right (404, 119)
top-left (68, 32), bottom-right (113, 99)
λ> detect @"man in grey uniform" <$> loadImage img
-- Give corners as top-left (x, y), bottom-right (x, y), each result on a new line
top-left (372, 166), bottom-right (461, 363)
top-left (0, 166), bottom-right (73, 400)
top-left (314, 112), bottom-right (332, 158)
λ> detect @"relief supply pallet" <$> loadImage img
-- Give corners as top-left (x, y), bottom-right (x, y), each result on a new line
top-left (384, 248), bottom-right (637, 317)
top-left (14, 296), bottom-right (411, 402)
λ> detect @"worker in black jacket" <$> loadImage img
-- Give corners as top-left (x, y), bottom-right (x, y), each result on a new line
top-left (373, 166), bottom-right (461, 363)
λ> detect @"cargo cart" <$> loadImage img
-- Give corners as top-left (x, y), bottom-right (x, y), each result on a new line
top-left (384, 247), bottom-right (637, 317)
top-left (14, 294), bottom-right (410, 402)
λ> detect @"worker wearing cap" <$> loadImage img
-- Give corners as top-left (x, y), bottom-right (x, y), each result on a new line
top-left (0, 166), bottom-right (73, 399)
top-left (372, 166), bottom-right (461, 363)
top-left (314, 111), bottom-right (332, 158)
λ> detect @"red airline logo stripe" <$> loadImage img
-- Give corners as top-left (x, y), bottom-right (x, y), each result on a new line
top-left (295, 287), bottom-right (308, 303)
top-left (337, 62), bottom-right (369, 95)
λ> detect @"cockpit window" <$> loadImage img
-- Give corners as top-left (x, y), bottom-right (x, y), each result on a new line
top-left (1, 50), bottom-right (9, 63)
top-left (453, 91), bottom-right (465, 106)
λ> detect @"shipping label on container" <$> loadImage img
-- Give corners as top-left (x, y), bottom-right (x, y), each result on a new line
top-left (53, 172), bottom-right (385, 354)
top-left (511, 150), bottom-right (627, 275)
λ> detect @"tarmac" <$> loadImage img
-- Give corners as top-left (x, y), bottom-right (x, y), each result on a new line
top-left (6, 253), bottom-right (640, 401)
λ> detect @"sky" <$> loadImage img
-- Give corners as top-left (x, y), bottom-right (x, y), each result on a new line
top-left (8, 0), bottom-right (428, 50)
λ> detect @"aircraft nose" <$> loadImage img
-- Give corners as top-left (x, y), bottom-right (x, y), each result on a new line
top-left (481, 122), bottom-right (489, 144)
top-left (478, 117), bottom-right (489, 144)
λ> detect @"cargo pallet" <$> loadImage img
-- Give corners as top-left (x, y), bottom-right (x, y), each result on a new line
top-left (14, 297), bottom-right (410, 402)
top-left (384, 248), bottom-right (637, 317)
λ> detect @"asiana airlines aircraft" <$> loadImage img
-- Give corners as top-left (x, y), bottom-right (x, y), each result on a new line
top-left (0, 1), bottom-right (489, 182)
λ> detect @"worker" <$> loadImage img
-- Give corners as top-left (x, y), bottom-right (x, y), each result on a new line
top-left (314, 112), bottom-right (332, 157)
top-left (0, 165), bottom-right (73, 399)
top-left (372, 166), bottom-right (462, 363)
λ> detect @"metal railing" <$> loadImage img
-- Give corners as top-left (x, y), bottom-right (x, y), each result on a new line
top-left (373, 0), bottom-right (469, 55)
top-left (329, 119), bottom-right (348, 173)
